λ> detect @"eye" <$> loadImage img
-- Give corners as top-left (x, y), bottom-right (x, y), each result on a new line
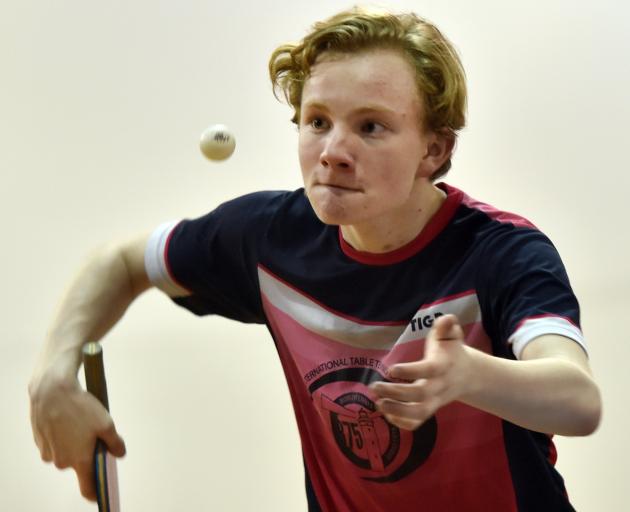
top-left (310, 117), bottom-right (329, 130)
top-left (361, 121), bottom-right (385, 135)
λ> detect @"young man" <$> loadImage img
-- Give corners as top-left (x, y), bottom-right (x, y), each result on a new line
top-left (30, 7), bottom-right (601, 511)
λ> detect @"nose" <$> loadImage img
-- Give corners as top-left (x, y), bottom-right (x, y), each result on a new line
top-left (320, 128), bottom-right (353, 170)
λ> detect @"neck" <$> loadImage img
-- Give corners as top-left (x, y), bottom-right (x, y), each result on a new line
top-left (340, 183), bottom-right (446, 254)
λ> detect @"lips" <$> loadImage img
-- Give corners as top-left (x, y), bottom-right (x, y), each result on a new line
top-left (317, 182), bottom-right (360, 192)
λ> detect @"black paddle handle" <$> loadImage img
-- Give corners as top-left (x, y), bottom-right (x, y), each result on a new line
top-left (83, 342), bottom-right (110, 411)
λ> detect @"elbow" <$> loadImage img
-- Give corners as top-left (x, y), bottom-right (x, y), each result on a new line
top-left (566, 384), bottom-right (602, 436)
top-left (568, 409), bottom-right (601, 437)
top-left (581, 393), bottom-right (603, 436)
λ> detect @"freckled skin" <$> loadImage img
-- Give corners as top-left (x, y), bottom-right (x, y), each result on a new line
top-left (298, 49), bottom-right (449, 253)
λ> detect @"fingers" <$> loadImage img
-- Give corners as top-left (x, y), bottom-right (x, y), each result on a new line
top-left (75, 458), bottom-right (97, 501)
top-left (31, 382), bottom-right (125, 503)
top-left (387, 360), bottom-right (440, 381)
top-left (376, 398), bottom-right (437, 430)
top-left (98, 423), bottom-right (126, 458)
top-left (368, 315), bottom-right (467, 431)
top-left (40, 444), bottom-right (53, 463)
top-left (33, 426), bottom-right (53, 463)
top-left (369, 377), bottom-right (438, 431)
top-left (370, 379), bottom-right (445, 430)
top-left (30, 392), bottom-right (53, 462)
top-left (58, 420), bottom-right (122, 503)
top-left (370, 378), bottom-right (446, 402)
top-left (77, 412), bottom-right (124, 502)
top-left (31, 421), bottom-right (53, 463)
top-left (81, 392), bottom-right (126, 457)
top-left (29, 369), bottom-right (126, 504)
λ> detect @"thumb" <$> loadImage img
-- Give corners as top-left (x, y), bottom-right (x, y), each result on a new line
top-left (432, 314), bottom-right (464, 342)
top-left (97, 420), bottom-right (126, 458)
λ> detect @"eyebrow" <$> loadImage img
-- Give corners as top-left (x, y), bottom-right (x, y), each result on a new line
top-left (301, 102), bottom-right (399, 117)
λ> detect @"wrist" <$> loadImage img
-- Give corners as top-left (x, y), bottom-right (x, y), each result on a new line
top-left (458, 345), bottom-right (489, 405)
top-left (32, 337), bottom-right (84, 384)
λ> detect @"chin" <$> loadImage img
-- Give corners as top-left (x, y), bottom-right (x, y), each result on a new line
top-left (311, 205), bottom-right (346, 226)
top-left (307, 194), bottom-right (346, 226)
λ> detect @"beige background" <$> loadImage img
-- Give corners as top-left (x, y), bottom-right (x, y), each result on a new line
top-left (2, 0), bottom-right (629, 510)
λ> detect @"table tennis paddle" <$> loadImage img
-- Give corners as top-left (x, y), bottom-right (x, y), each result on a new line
top-left (83, 342), bottom-right (121, 512)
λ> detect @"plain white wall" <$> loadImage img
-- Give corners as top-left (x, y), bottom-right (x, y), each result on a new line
top-left (2, 0), bottom-right (628, 510)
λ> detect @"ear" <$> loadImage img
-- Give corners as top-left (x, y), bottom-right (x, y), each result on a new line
top-left (417, 129), bottom-right (456, 178)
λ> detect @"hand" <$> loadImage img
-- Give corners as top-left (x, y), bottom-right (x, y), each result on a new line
top-left (28, 367), bottom-right (126, 501)
top-left (370, 314), bottom-right (473, 430)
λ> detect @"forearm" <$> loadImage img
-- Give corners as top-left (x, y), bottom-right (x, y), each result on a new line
top-left (33, 237), bottom-right (150, 380)
top-left (28, 237), bottom-right (148, 499)
top-left (462, 346), bottom-right (601, 436)
top-left (373, 317), bottom-right (602, 436)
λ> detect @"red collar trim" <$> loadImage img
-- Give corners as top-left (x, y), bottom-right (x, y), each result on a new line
top-left (338, 183), bottom-right (463, 266)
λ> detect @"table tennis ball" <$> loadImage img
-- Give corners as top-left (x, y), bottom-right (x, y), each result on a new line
top-left (200, 124), bottom-right (236, 161)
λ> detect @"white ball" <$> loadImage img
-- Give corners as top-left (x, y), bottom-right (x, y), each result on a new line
top-left (199, 124), bottom-right (236, 161)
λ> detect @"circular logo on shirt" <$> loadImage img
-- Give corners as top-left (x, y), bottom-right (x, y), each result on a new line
top-left (309, 368), bottom-right (437, 482)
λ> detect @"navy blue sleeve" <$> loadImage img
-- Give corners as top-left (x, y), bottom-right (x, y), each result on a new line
top-left (166, 191), bottom-right (290, 323)
top-left (477, 228), bottom-right (583, 358)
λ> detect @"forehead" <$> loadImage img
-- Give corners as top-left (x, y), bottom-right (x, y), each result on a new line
top-left (302, 49), bottom-right (422, 114)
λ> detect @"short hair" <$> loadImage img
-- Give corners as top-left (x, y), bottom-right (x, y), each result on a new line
top-left (269, 6), bottom-right (467, 180)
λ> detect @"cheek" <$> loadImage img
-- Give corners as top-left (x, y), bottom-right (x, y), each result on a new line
top-left (298, 135), bottom-right (319, 177)
top-left (371, 156), bottom-right (419, 193)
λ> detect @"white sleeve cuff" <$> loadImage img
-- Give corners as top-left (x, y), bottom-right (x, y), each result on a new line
top-left (144, 221), bottom-right (190, 297)
top-left (508, 315), bottom-right (587, 359)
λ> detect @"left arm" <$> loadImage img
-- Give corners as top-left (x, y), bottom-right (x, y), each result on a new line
top-left (370, 314), bottom-right (602, 436)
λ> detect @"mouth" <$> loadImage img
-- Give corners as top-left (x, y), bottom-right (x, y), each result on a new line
top-left (316, 182), bottom-right (360, 192)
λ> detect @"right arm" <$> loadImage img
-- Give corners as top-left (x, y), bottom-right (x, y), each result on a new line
top-left (28, 234), bottom-right (152, 501)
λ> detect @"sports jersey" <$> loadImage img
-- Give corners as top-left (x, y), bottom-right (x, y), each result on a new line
top-left (145, 183), bottom-right (584, 512)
